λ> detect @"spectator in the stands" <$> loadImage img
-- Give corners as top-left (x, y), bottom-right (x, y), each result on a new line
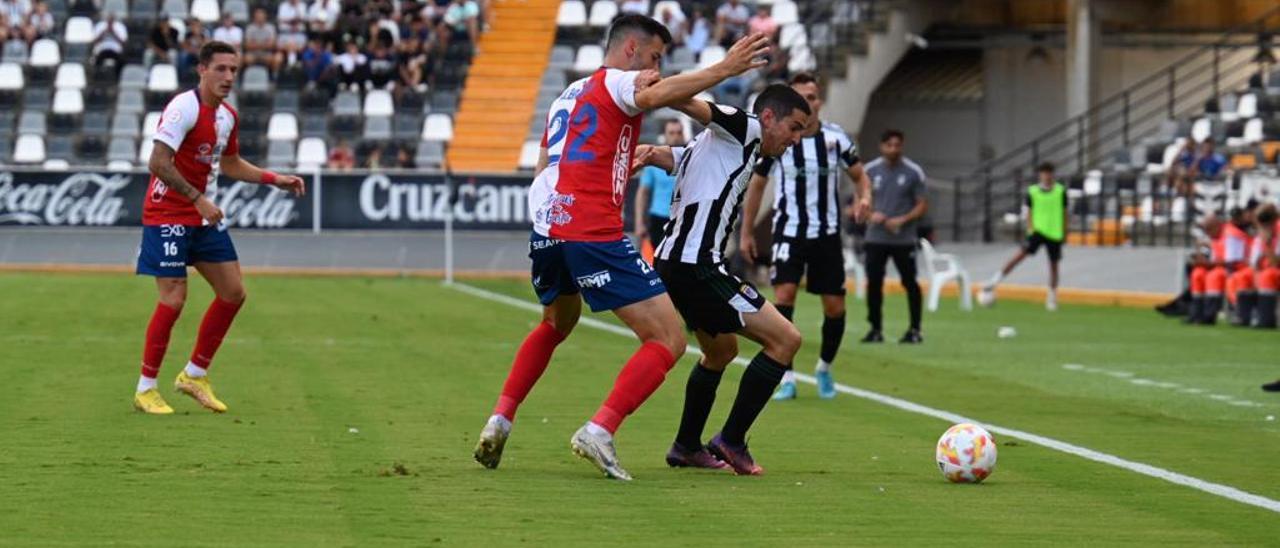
top-left (365, 146), bottom-right (384, 169)
top-left (367, 18), bottom-right (396, 49)
top-left (685, 7), bottom-right (710, 54)
top-left (657, 3), bottom-right (686, 46)
top-left (1166, 138), bottom-right (1196, 194)
top-left (617, 0), bottom-right (648, 15)
top-left (299, 37), bottom-right (333, 88)
top-left (366, 40), bottom-right (398, 90)
top-left (243, 8), bottom-right (278, 72)
top-left (398, 15), bottom-right (432, 93)
top-left (334, 39), bottom-right (368, 91)
top-left (748, 4), bottom-right (778, 41)
top-left (396, 145), bottom-right (416, 169)
top-left (179, 18), bottom-right (209, 73)
top-left (715, 0), bottom-right (750, 48)
top-left (145, 16), bottom-right (180, 67)
top-left (277, 0), bottom-right (308, 65)
top-left (21, 0), bottom-right (53, 43)
top-left (1193, 140), bottom-right (1227, 181)
top-left (68, 0), bottom-right (94, 17)
top-left (328, 139), bottom-right (355, 171)
top-left (1, 0), bottom-right (31, 30)
top-left (91, 10), bottom-right (128, 72)
top-left (308, 0), bottom-right (341, 38)
top-left (439, 0), bottom-right (479, 50)
top-left (212, 12), bottom-right (243, 50)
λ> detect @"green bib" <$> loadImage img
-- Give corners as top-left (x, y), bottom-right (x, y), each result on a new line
top-left (1028, 183), bottom-right (1065, 241)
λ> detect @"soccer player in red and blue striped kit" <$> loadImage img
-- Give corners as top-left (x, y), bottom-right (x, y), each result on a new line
top-left (472, 15), bottom-right (771, 480)
top-left (132, 41), bottom-right (305, 415)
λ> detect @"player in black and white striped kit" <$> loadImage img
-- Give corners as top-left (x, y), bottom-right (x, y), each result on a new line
top-left (739, 73), bottom-right (873, 401)
top-left (632, 84), bottom-right (811, 475)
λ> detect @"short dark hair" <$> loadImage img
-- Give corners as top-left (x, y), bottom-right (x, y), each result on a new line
top-left (605, 14), bottom-right (673, 52)
top-left (788, 72), bottom-right (820, 87)
top-left (1037, 162), bottom-right (1055, 173)
top-left (662, 118), bottom-right (683, 130)
top-left (198, 41), bottom-right (237, 65)
top-left (1257, 204), bottom-right (1278, 225)
top-left (752, 83), bottom-right (811, 118)
top-left (881, 129), bottom-right (905, 143)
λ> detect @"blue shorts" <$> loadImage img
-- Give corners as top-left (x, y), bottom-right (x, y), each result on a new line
top-left (136, 224), bottom-right (239, 278)
top-left (529, 232), bottom-right (665, 313)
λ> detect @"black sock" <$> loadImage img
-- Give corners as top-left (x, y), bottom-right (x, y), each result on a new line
top-left (820, 313), bottom-right (845, 363)
top-left (721, 352), bottom-right (787, 446)
top-left (675, 362), bottom-right (723, 451)
top-left (904, 281), bottom-right (923, 331)
top-left (776, 304), bottom-right (794, 322)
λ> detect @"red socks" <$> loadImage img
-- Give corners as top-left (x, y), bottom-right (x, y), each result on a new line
top-left (189, 297), bottom-right (244, 370)
top-left (494, 321), bottom-right (567, 421)
top-left (141, 303), bottom-right (182, 378)
top-left (591, 341), bottom-right (677, 434)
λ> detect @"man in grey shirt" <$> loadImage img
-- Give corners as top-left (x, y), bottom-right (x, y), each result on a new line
top-left (861, 130), bottom-right (928, 344)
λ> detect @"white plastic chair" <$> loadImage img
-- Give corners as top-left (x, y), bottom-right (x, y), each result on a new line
top-left (573, 45), bottom-right (603, 74)
top-left (63, 17), bottom-right (95, 44)
top-left (52, 89), bottom-right (84, 114)
top-left (518, 140), bottom-right (539, 169)
top-left (295, 137), bottom-right (327, 170)
top-left (267, 112), bottom-right (299, 141)
top-left (147, 64), bottom-right (178, 92)
top-left (14, 134), bottom-right (47, 163)
top-left (1237, 93), bottom-right (1258, 119)
top-left (778, 23), bottom-right (806, 49)
top-left (919, 238), bottom-right (972, 312)
top-left (29, 39), bottom-right (61, 68)
top-left (190, 0), bottom-right (221, 23)
top-left (42, 159), bottom-right (70, 170)
top-left (556, 1), bottom-right (587, 27)
top-left (55, 63), bottom-right (87, 90)
top-left (588, 0), bottom-right (617, 27)
top-left (142, 111), bottom-right (162, 138)
top-left (0, 62), bottom-right (24, 90)
top-left (138, 138), bottom-right (155, 163)
top-left (363, 89), bottom-right (394, 117)
top-left (422, 114), bottom-right (454, 141)
top-left (772, 1), bottom-right (799, 26)
top-left (697, 46), bottom-right (725, 69)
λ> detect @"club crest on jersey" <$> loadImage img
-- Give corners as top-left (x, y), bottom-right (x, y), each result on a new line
top-left (545, 193), bottom-right (574, 226)
top-left (612, 125), bottom-right (634, 206)
top-left (740, 284), bottom-right (759, 300)
top-left (576, 270), bottom-right (612, 288)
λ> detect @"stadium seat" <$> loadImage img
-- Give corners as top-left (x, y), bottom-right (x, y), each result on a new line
top-left (431, 90), bottom-right (459, 114)
top-left (919, 238), bottom-right (973, 312)
top-left (101, 0), bottom-right (128, 16)
top-left (63, 16), bottom-right (95, 44)
top-left (1243, 117), bottom-right (1265, 144)
top-left (190, 0), bottom-right (220, 23)
top-left (518, 140), bottom-right (539, 170)
top-left (138, 138), bottom-right (154, 163)
top-left (108, 137), bottom-right (136, 163)
top-left (588, 1), bottom-right (617, 27)
top-left (29, 39), bottom-right (61, 68)
top-left (541, 69), bottom-right (566, 90)
top-left (394, 113), bottom-right (424, 141)
top-left (363, 116), bottom-right (392, 141)
top-left (364, 89), bottom-right (395, 117)
top-left (328, 116), bottom-right (360, 139)
top-left (788, 44), bottom-right (815, 72)
top-left (779, 24), bottom-right (807, 49)
top-left (266, 140), bottom-right (295, 169)
top-left (573, 45), bottom-right (604, 74)
top-left (267, 113), bottom-right (299, 141)
top-left (111, 112), bottom-right (140, 139)
top-left (43, 159), bottom-right (70, 170)
top-left (55, 63), bottom-right (87, 90)
top-left (142, 111), bottom-right (161, 138)
top-left (295, 137), bottom-right (327, 170)
top-left (3, 40), bottom-right (29, 64)
top-left (19, 111), bottom-right (47, 134)
top-left (47, 136), bottom-right (73, 161)
top-left (300, 115), bottom-right (327, 138)
top-left (52, 89), bottom-right (84, 114)
top-left (1238, 93), bottom-right (1258, 119)
top-left (415, 140), bottom-right (445, 169)
top-left (332, 91), bottom-right (361, 117)
top-left (132, 0), bottom-right (159, 21)
top-left (162, 0), bottom-right (188, 19)
top-left (422, 114), bottom-right (453, 141)
top-left (76, 135), bottom-right (107, 162)
top-left (147, 64), bottom-right (178, 92)
top-left (223, 0), bottom-right (249, 22)
top-left (556, 0), bottom-right (587, 27)
top-left (549, 46), bottom-right (574, 70)
top-left (0, 62), bottom-right (24, 98)
top-left (697, 46), bottom-right (725, 69)
top-left (81, 111), bottom-right (110, 136)
top-left (1190, 117), bottom-right (1212, 143)
top-left (117, 89), bottom-right (145, 114)
top-left (168, 17), bottom-right (187, 41)
top-left (119, 64), bottom-right (148, 91)
top-left (666, 47), bottom-right (695, 73)
top-left (13, 134), bottom-right (46, 164)
top-left (272, 90), bottom-right (299, 112)
top-left (107, 160), bottom-right (134, 171)
top-left (772, 1), bottom-right (799, 26)
top-left (241, 65), bottom-right (270, 94)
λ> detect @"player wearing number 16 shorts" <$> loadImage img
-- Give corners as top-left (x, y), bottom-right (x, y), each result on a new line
top-left (131, 41), bottom-right (305, 415)
top-left (472, 14), bottom-right (773, 480)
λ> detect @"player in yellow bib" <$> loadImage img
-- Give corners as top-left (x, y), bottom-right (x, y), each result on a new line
top-left (981, 162), bottom-right (1067, 310)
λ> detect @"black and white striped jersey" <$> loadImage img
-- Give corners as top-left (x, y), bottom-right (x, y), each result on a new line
top-left (752, 122), bottom-right (859, 239)
top-left (655, 102), bottom-right (763, 266)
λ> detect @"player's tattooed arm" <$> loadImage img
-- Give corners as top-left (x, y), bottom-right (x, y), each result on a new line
top-left (148, 142), bottom-right (203, 202)
top-left (220, 154), bottom-right (306, 196)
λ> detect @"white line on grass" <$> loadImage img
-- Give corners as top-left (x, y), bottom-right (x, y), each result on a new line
top-left (1061, 364), bottom-right (1269, 408)
top-left (450, 282), bottom-right (1280, 515)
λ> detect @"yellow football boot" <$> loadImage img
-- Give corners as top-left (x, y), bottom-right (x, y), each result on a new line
top-left (174, 371), bottom-right (228, 413)
top-left (133, 389), bottom-right (175, 415)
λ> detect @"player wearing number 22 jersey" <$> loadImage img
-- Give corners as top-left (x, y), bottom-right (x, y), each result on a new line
top-left (473, 15), bottom-right (775, 481)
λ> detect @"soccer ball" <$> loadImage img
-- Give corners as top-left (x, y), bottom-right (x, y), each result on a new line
top-left (936, 423), bottom-right (997, 483)
top-left (977, 287), bottom-right (996, 307)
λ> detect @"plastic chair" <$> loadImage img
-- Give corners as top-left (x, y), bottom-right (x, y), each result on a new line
top-left (422, 114), bottom-right (453, 141)
top-left (295, 137), bottom-right (327, 170)
top-left (588, 1), bottom-right (617, 27)
top-left (556, 0), bottom-right (586, 27)
top-left (919, 238), bottom-right (972, 312)
top-left (518, 140), bottom-right (539, 170)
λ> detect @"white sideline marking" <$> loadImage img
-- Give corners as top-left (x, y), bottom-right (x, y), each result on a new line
top-left (450, 282), bottom-right (1280, 515)
top-left (1060, 364), bottom-right (1271, 409)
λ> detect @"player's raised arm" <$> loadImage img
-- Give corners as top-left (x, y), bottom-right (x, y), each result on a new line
top-left (149, 142), bottom-right (224, 225)
top-left (632, 32), bottom-right (770, 111)
top-left (219, 153), bottom-right (306, 196)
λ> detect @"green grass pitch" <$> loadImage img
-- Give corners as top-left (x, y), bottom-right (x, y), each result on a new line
top-left (0, 272), bottom-right (1277, 546)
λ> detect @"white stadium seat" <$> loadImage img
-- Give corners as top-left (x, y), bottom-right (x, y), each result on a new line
top-left (162, 0), bottom-right (189, 19)
top-left (364, 89), bottom-right (394, 117)
top-left (1243, 117), bottom-right (1264, 144)
top-left (573, 45), bottom-right (604, 73)
top-left (518, 140), bottom-right (539, 169)
top-left (422, 114), bottom-right (454, 141)
top-left (697, 46), bottom-right (725, 69)
top-left (0, 62), bottom-right (24, 91)
top-left (1190, 117), bottom-right (1212, 143)
top-left (138, 138), bottom-right (155, 163)
top-left (52, 89), bottom-right (84, 114)
top-left (14, 135), bottom-right (47, 164)
top-left (771, 1), bottom-right (798, 26)
top-left (557, 0), bottom-right (586, 27)
top-left (779, 23), bottom-right (807, 49)
top-left (55, 63), bottom-right (87, 90)
top-left (190, 0), bottom-right (221, 23)
top-left (295, 137), bottom-right (327, 170)
top-left (267, 112), bottom-right (299, 141)
top-left (43, 159), bottom-right (71, 170)
top-left (588, 1), bottom-right (617, 27)
top-left (142, 111), bottom-right (162, 138)
top-left (107, 160), bottom-right (134, 171)
top-left (63, 17), bottom-right (95, 44)
top-left (29, 39), bottom-right (61, 68)
top-left (1237, 93), bottom-right (1258, 119)
top-left (147, 64), bottom-right (178, 92)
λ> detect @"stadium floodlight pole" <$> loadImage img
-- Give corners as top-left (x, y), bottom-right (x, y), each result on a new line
top-left (443, 162), bottom-right (455, 286)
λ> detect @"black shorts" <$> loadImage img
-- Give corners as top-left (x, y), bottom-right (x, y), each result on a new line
top-left (655, 260), bottom-right (767, 335)
top-left (769, 234), bottom-right (847, 295)
top-left (1024, 232), bottom-right (1063, 262)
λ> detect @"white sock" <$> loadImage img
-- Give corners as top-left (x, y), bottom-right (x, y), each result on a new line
top-left (136, 376), bottom-right (157, 393)
top-left (488, 414), bottom-right (512, 432)
top-left (814, 360), bottom-right (831, 374)
top-left (183, 362), bottom-right (207, 378)
top-left (781, 370), bottom-right (796, 384)
top-left (585, 421), bottom-right (611, 438)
